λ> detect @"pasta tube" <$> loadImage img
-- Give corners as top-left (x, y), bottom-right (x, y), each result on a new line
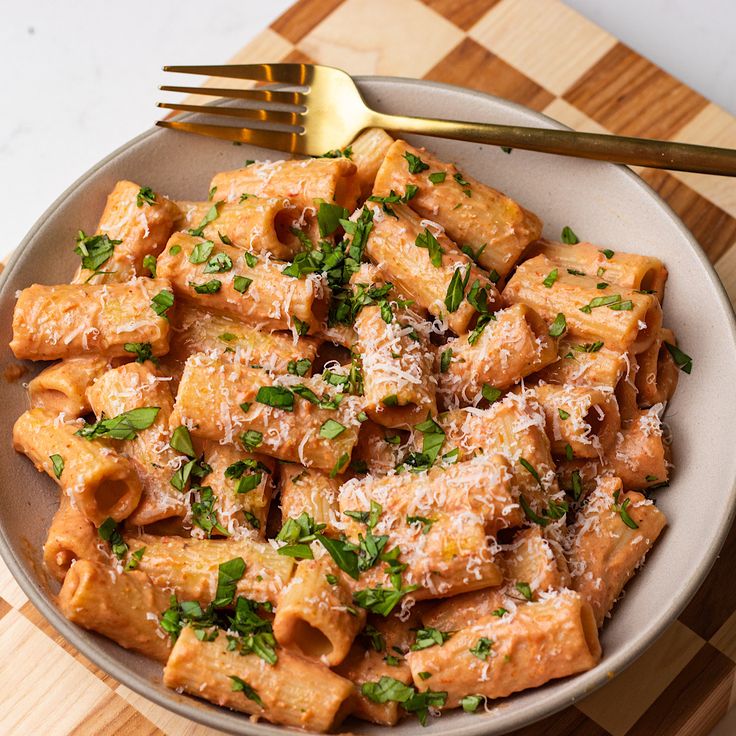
top-left (438, 304), bottom-right (557, 405)
top-left (43, 494), bottom-right (107, 582)
top-left (406, 590), bottom-right (600, 706)
top-left (635, 327), bottom-right (679, 407)
top-left (339, 454), bottom-right (516, 597)
top-left (72, 180), bottom-right (180, 284)
top-left (501, 527), bottom-right (571, 596)
top-left (279, 465), bottom-right (341, 536)
top-left (170, 352), bottom-right (364, 472)
top-left (351, 420), bottom-right (407, 477)
top-left (364, 203), bottom-right (498, 335)
top-left (175, 198), bottom-right (302, 259)
top-left (13, 408), bottom-right (141, 525)
top-left (28, 356), bottom-right (111, 418)
top-left (568, 477), bottom-right (667, 626)
top-left (438, 395), bottom-right (559, 513)
top-left (58, 560), bottom-right (172, 662)
top-left (10, 278), bottom-right (172, 361)
top-left (526, 239), bottom-right (668, 300)
top-left (202, 440), bottom-right (274, 537)
top-left (536, 339), bottom-right (627, 389)
top-left (421, 587), bottom-right (510, 631)
top-left (125, 534), bottom-right (294, 606)
top-left (503, 254), bottom-right (662, 354)
top-left (86, 362), bottom-right (189, 526)
top-left (356, 304), bottom-right (436, 428)
top-left (349, 128), bottom-right (395, 199)
top-left (165, 304), bottom-right (318, 376)
top-left (559, 407), bottom-right (670, 493)
top-left (163, 627), bottom-right (354, 732)
top-left (335, 614), bottom-right (416, 726)
top-left (210, 157), bottom-right (360, 213)
top-left (373, 140), bottom-right (542, 278)
top-left (157, 232), bottom-right (327, 334)
top-left (273, 558), bottom-right (365, 666)
top-left (531, 384), bottom-right (621, 458)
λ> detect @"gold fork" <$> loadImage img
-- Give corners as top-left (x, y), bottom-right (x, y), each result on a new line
top-left (157, 63), bottom-right (736, 176)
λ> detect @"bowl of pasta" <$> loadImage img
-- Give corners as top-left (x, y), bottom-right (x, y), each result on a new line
top-left (1, 76), bottom-right (735, 736)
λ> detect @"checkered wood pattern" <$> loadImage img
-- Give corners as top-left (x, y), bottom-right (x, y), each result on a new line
top-left (3, 0), bottom-right (736, 734)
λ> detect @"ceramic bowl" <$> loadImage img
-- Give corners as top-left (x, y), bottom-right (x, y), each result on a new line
top-left (1, 77), bottom-right (735, 735)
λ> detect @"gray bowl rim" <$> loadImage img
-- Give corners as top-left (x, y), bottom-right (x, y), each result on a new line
top-left (1, 75), bottom-right (735, 736)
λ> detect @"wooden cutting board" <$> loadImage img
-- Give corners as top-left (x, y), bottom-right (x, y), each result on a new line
top-left (2, 1), bottom-right (736, 734)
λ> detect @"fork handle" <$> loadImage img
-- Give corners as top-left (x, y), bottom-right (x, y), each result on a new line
top-left (370, 112), bottom-right (736, 176)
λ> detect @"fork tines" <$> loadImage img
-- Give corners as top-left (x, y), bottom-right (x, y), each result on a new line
top-left (156, 63), bottom-right (314, 151)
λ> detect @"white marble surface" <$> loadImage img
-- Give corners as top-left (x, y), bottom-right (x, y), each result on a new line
top-left (2, 0), bottom-right (735, 259)
top-left (1, 4), bottom-right (735, 732)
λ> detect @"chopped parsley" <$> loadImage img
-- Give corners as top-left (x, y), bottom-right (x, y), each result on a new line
top-left (406, 515), bottom-right (435, 534)
top-left (549, 312), bottom-right (567, 337)
top-left (142, 254), bottom-right (157, 277)
top-left (411, 627), bottom-right (452, 650)
top-left (469, 637), bottom-right (493, 661)
top-left (404, 151), bottom-right (429, 174)
top-left (612, 490), bottom-right (639, 529)
top-left (229, 676), bottom-right (263, 707)
top-left (600, 248), bottom-right (615, 259)
top-left (213, 557), bottom-right (246, 607)
top-left (169, 425), bottom-right (196, 457)
top-left (49, 454), bottom-right (64, 479)
top-left (190, 279), bottom-right (222, 294)
top-left (317, 201), bottom-right (349, 238)
top-left (76, 407), bottom-right (159, 441)
top-left (444, 265), bottom-right (471, 313)
top-left (98, 517), bottom-right (127, 559)
top-left (188, 202), bottom-right (220, 237)
top-left (150, 289), bottom-right (174, 319)
top-left (561, 226), bottom-right (579, 244)
top-left (543, 268), bottom-right (559, 288)
top-left (136, 186), bottom-right (156, 207)
top-left (664, 342), bottom-right (692, 374)
top-left (515, 581), bottom-right (533, 601)
top-left (255, 385), bottom-right (294, 412)
top-left (482, 385), bottom-right (502, 404)
top-left (191, 487), bottom-right (228, 537)
top-left (287, 358), bottom-right (311, 376)
top-left (579, 294), bottom-right (632, 313)
top-left (415, 228), bottom-right (444, 267)
top-left (74, 231), bottom-right (121, 277)
top-left (124, 342), bottom-right (156, 364)
top-left (233, 275), bottom-right (253, 293)
top-left (320, 418), bottom-right (346, 439)
top-left (439, 348), bottom-right (453, 373)
top-left (428, 171), bottom-right (446, 184)
top-left (241, 430), bottom-right (263, 451)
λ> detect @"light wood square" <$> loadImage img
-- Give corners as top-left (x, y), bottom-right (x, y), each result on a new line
top-left (670, 103), bottom-right (736, 220)
top-left (576, 620), bottom-right (705, 736)
top-left (542, 97), bottom-right (609, 134)
top-left (299, 0), bottom-right (464, 77)
top-left (0, 556), bottom-right (27, 609)
top-left (0, 610), bottom-right (111, 735)
top-left (116, 684), bottom-right (226, 736)
top-left (470, 0), bottom-right (616, 95)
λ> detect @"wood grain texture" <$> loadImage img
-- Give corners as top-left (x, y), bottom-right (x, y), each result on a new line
top-left (421, 0), bottom-right (501, 31)
top-left (425, 37), bottom-right (554, 111)
top-left (640, 169), bottom-right (736, 263)
top-left (564, 43), bottom-right (709, 139)
top-left (71, 693), bottom-right (163, 736)
top-left (270, 0), bottom-right (345, 43)
top-left (508, 705), bottom-right (610, 736)
top-left (626, 644), bottom-right (734, 736)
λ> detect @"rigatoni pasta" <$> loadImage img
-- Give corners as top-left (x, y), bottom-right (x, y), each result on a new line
top-left (10, 132), bottom-right (688, 731)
